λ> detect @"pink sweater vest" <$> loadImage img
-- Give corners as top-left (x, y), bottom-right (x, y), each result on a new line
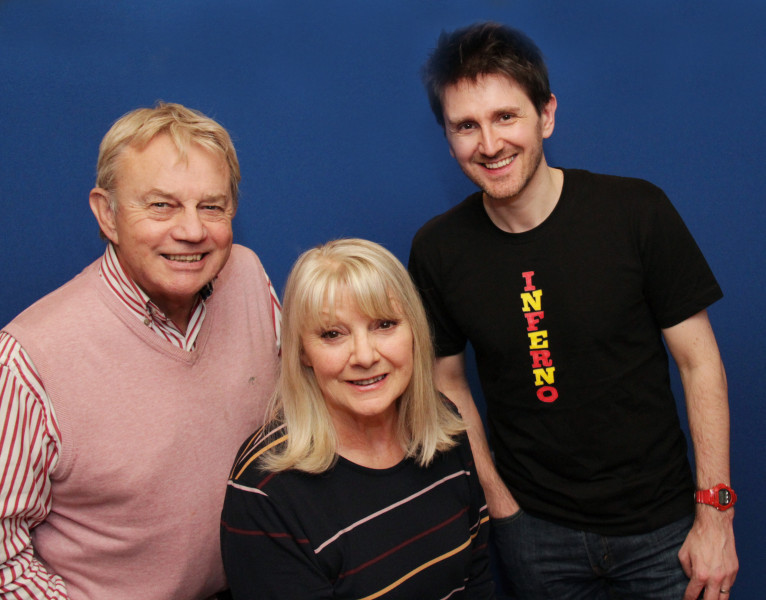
top-left (5, 245), bottom-right (279, 600)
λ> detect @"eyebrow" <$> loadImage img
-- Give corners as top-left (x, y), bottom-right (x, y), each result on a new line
top-left (142, 189), bottom-right (230, 203)
top-left (446, 106), bottom-right (523, 128)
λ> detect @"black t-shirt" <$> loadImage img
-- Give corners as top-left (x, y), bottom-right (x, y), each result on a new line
top-left (408, 169), bottom-right (723, 535)
top-left (221, 428), bottom-right (495, 599)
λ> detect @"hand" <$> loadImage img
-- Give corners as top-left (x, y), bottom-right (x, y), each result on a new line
top-left (678, 508), bottom-right (738, 599)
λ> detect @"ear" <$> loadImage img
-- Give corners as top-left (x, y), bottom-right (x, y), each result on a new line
top-left (541, 93), bottom-right (557, 139)
top-left (299, 349), bottom-right (312, 368)
top-left (89, 188), bottom-right (119, 244)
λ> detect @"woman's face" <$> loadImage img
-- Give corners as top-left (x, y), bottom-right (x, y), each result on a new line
top-left (300, 289), bottom-right (414, 427)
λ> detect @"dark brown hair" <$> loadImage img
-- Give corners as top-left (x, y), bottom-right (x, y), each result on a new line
top-left (422, 22), bottom-right (552, 127)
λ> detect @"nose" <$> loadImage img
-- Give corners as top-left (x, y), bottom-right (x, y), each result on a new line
top-left (479, 127), bottom-right (502, 157)
top-left (172, 207), bottom-right (207, 242)
top-left (350, 331), bottom-right (379, 368)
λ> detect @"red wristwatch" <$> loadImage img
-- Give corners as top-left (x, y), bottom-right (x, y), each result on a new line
top-left (695, 483), bottom-right (737, 511)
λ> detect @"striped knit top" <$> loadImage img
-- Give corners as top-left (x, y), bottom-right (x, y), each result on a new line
top-left (221, 423), bottom-right (495, 599)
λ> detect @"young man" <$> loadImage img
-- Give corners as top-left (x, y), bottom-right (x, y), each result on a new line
top-left (409, 22), bottom-right (737, 599)
top-left (0, 103), bottom-right (281, 599)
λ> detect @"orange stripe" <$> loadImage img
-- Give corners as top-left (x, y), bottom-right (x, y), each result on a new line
top-left (355, 538), bottom-right (471, 600)
top-left (233, 434), bottom-right (288, 480)
top-left (228, 427), bottom-right (264, 478)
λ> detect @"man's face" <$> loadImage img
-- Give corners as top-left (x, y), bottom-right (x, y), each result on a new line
top-left (95, 134), bottom-right (234, 321)
top-left (442, 73), bottom-right (556, 204)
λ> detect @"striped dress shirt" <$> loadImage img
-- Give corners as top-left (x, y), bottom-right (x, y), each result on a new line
top-left (0, 244), bottom-right (281, 598)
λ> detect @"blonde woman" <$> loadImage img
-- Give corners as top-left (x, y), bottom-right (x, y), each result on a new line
top-left (221, 239), bottom-right (495, 599)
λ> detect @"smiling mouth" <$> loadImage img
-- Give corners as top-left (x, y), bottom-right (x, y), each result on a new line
top-left (163, 254), bottom-right (205, 263)
top-left (484, 156), bottom-right (515, 170)
top-left (351, 374), bottom-right (386, 386)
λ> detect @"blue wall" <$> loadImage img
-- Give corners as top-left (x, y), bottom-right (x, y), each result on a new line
top-left (1, 1), bottom-right (763, 595)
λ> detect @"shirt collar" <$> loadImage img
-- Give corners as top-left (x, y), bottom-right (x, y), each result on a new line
top-left (98, 243), bottom-right (214, 350)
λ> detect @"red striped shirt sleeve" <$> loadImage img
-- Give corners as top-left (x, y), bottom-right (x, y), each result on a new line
top-left (263, 269), bottom-right (282, 349)
top-left (0, 332), bottom-right (68, 599)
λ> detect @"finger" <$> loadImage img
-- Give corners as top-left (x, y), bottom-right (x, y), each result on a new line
top-left (678, 551), bottom-right (694, 578)
top-left (684, 580), bottom-right (704, 600)
top-left (703, 582), bottom-right (727, 600)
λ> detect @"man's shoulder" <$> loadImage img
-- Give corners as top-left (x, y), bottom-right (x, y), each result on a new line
top-left (214, 244), bottom-right (269, 292)
top-left (564, 168), bottom-right (666, 201)
top-left (4, 259), bottom-right (101, 332)
top-left (412, 191), bottom-right (483, 245)
top-left (226, 243), bottom-right (264, 272)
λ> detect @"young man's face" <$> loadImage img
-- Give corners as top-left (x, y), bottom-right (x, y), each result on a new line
top-left (442, 73), bottom-right (556, 204)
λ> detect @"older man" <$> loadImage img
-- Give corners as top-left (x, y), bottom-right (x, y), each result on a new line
top-left (0, 103), bottom-right (280, 599)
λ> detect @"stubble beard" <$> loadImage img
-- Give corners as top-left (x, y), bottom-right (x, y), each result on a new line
top-left (482, 142), bottom-right (545, 205)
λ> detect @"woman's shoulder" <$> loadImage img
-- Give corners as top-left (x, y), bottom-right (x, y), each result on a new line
top-left (228, 421), bottom-right (289, 487)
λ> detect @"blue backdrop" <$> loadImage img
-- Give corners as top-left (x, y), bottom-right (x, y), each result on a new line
top-left (1, 1), bottom-right (764, 595)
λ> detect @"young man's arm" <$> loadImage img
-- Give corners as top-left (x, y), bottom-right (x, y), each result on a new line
top-left (663, 310), bottom-right (738, 600)
top-left (434, 352), bottom-right (520, 518)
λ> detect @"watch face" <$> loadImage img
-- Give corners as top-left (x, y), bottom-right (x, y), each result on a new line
top-left (718, 489), bottom-right (732, 506)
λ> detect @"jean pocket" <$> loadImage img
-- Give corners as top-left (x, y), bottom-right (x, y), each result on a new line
top-left (490, 508), bottom-right (525, 528)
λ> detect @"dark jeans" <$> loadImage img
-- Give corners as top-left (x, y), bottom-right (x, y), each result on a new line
top-left (491, 510), bottom-right (693, 600)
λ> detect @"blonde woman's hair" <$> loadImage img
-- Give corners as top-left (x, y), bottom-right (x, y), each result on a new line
top-left (96, 101), bottom-right (241, 211)
top-left (263, 238), bottom-right (465, 474)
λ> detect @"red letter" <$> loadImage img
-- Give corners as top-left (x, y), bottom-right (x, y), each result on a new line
top-left (521, 271), bottom-right (536, 291)
top-left (537, 386), bottom-right (559, 403)
top-left (524, 311), bottom-right (544, 331)
top-left (530, 350), bottom-right (552, 368)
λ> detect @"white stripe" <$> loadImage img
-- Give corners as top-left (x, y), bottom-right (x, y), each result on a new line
top-left (263, 268), bottom-right (282, 349)
top-left (227, 480), bottom-right (269, 496)
top-left (0, 332), bottom-right (63, 596)
top-left (440, 584), bottom-right (468, 600)
top-left (314, 469), bottom-right (469, 554)
top-left (100, 244), bottom-right (207, 351)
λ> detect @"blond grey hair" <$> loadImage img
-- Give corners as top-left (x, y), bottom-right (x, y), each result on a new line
top-left (263, 238), bottom-right (465, 474)
top-left (96, 101), bottom-right (241, 211)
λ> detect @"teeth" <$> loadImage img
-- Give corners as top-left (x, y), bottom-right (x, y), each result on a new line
top-left (353, 375), bottom-right (385, 386)
top-left (165, 254), bottom-right (203, 262)
top-left (485, 156), bottom-right (514, 169)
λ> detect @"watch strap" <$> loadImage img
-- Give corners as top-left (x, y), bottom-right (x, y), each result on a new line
top-left (695, 483), bottom-right (737, 511)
